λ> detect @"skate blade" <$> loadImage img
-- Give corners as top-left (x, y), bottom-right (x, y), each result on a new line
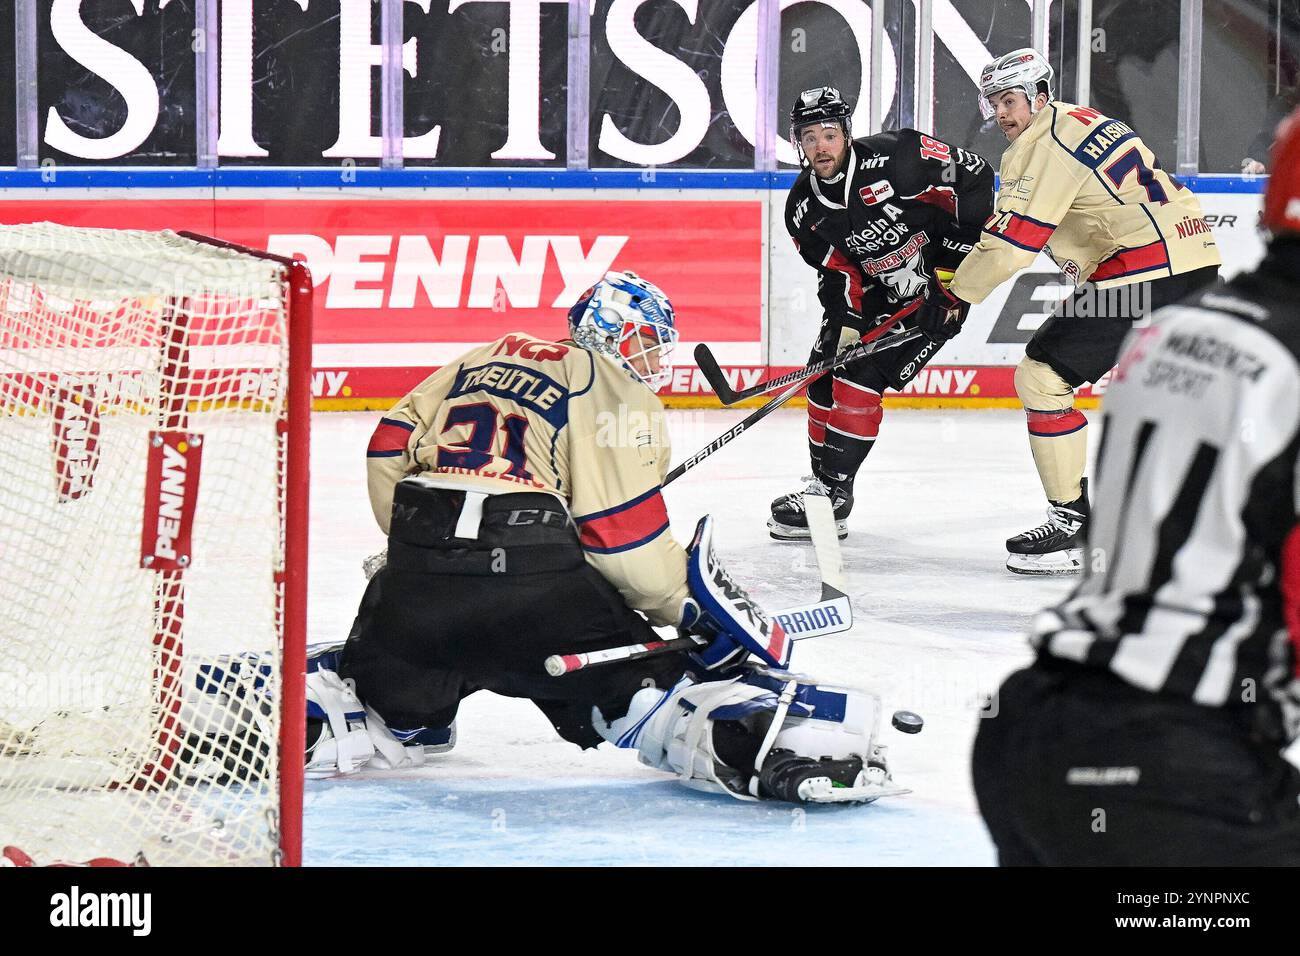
top-left (797, 776), bottom-right (912, 804)
top-left (1006, 549), bottom-right (1083, 575)
top-left (767, 518), bottom-right (848, 541)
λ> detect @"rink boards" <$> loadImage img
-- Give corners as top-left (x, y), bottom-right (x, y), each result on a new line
top-left (0, 171), bottom-right (1264, 407)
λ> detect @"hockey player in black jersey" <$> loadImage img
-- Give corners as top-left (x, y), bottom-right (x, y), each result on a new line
top-left (970, 108), bottom-right (1300, 865)
top-left (770, 88), bottom-right (994, 540)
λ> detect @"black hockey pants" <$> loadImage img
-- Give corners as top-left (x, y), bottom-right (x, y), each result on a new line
top-left (339, 481), bottom-right (689, 749)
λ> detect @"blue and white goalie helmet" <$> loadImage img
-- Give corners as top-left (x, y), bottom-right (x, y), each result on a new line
top-left (567, 271), bottom-right (678, 391)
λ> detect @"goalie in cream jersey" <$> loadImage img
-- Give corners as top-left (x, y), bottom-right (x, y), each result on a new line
top-left (301, 271), bottom-right (908, 806)
top-left (919, 48), bottom-right (1221, 575)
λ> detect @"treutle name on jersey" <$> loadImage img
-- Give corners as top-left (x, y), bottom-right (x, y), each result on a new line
top-left (448, 362), bottom-right (569, 427)
top-left (50, 886), bottom-right (152, 936)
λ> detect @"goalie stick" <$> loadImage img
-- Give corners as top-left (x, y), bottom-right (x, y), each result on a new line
top-left (544, 483), bottom-right (849, 676)
top-left (695, 298), bottom-right (923, 406)
top-left (542, 589), bottom-right (853, 675)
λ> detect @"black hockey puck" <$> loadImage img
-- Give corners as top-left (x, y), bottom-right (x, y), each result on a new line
top-left (891, 710), bottom-right (924, 734)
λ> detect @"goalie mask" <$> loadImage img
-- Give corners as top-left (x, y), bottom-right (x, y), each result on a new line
top-left (568, 271), bottom-right (678, 391)
top-left (978, 47), bottom-right (1054, 120)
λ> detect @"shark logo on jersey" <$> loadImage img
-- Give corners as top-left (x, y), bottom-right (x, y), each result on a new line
top-left (879, 249), bottom-right (929, 301)
top-left (863, 230), bottom-right (930, 289)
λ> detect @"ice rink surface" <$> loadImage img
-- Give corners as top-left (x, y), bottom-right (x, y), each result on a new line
top-left (303, 406), bottom-right (1085, 866)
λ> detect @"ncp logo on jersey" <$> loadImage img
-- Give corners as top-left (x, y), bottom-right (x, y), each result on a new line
top-left (49, 886), bottom-right (151, 936)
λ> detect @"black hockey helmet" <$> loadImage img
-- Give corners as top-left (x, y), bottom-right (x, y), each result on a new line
top-left (789, 87), bottom-right (853, 160)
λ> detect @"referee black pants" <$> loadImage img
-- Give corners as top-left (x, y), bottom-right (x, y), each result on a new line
top-left (972, 661), bottom-right (1300, 866)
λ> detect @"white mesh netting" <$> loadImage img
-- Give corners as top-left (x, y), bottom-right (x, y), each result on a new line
top-left (0, 223), bottom-right (297, 866)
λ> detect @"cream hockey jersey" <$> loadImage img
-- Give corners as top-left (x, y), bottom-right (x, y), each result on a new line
top-left (365, 332), bottom-right (689, 627)
top-left (950, 101), bottom-right (1222, 305)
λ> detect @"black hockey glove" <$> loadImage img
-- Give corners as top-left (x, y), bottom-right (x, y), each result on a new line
top-left (917, 269), bottom-right (969, 344)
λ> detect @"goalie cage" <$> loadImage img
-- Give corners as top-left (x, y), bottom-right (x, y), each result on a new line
top-left (0, 223), bottom-right (311, 867)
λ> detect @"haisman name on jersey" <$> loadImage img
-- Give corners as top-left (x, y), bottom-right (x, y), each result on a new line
top-left (950, 102), bottom-right (1221, 305)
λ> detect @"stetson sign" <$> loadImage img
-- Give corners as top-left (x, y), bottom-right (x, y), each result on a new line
top-left (23, 0), bottom-right (1076, 169)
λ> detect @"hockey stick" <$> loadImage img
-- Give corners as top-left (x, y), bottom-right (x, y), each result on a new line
top-left (802, 483), bottom-right (846, 599)
top-left (695, 298), bottom-right (924, 406)
top-left (662, 329), bottom-right (923, 487)
top-left (543, 589), bottom-right (853, 675)
top-left (662, 376), bottom-right (804, 487)
top-left (546, 475), bottom-right (852, 676)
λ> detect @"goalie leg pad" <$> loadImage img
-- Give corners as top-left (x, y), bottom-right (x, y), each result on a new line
top-left (595, 667), bottom-right (907, 803)
top-left (304, 670), bottom-right (429, 777)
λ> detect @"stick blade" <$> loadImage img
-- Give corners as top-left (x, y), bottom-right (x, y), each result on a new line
top-left (693, 343), bottom-right (741, 404)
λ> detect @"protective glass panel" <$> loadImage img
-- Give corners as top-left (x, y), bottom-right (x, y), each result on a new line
top-left (0, 13), bottom-right (16, 165)
top-left (1086, 0), bottom-right (1181, 172)
top-left (778, 0), bottom-right (902, 169)
top-left (932, 0), bottom-right (1033, 164)
top-left (402, 1), bottom-right (567, 167)
top-left (37, 0), bottom-right (196, 166)
top-left (1201, 0), bottom-right (1299, 173)
top-left (590, 0), bottom-right (753, 169)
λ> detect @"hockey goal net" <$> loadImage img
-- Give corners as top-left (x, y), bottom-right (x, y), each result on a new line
top-left (0, 223), bottom-right (310, 866)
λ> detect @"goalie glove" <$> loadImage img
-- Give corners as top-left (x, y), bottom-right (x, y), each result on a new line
top-left (677, 597), bottom-right (747, 673)
top-left (682, 515), bottom-right (790, 672)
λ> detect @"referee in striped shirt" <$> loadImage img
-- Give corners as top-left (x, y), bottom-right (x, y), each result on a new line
top-left (971, 108), bottom-right (1300, 865)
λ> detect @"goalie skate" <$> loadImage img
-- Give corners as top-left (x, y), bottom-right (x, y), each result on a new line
top-left (758, 748), bottom-right (910, 804)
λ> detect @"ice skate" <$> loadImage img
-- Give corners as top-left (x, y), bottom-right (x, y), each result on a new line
top-left (768, 477), bottom-right (851, 541)
top-left (1006, 479), bottom-right (1089, 575)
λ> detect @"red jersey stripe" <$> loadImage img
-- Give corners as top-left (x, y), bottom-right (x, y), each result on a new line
top-left (824, 248), bottom-right (865, 312)
top-left (1280, 525), bottom-right (1300, 677)
top-left (1001, 213), bottom-right (1056, 252)
top-left (577, 488), bottom-right (671, 554)
top-left (367, 418), bottom-right (415, 457)
top-left (1026, 409), bottom-right (1088, 437)
top-left (1089, 241), bottom-right (1170, 282)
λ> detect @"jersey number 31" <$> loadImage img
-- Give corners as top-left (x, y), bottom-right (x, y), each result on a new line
top-left (436, 403), bottom-right (532, 479)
